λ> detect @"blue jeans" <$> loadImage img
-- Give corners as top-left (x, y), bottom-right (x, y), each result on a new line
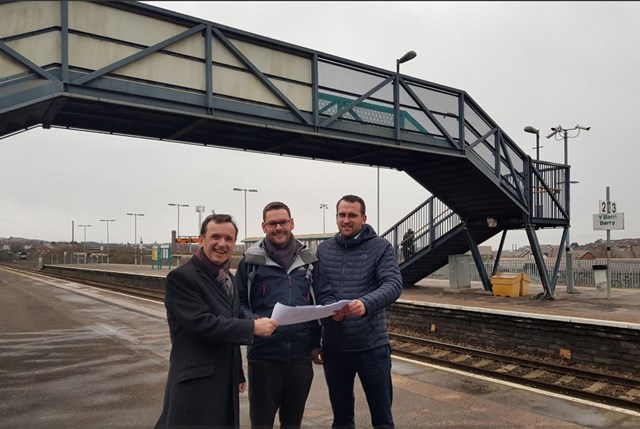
top-left (322, 345), bottom-right (394, 429)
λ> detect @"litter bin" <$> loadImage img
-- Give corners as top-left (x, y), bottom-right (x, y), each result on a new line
top-left (592, 264), bottom-right (607, 291)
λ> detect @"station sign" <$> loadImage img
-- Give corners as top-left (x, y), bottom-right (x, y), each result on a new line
top-left (593, 212), bottom-right (624, 230)
top-left (175, 236), bottom-right (200, 243)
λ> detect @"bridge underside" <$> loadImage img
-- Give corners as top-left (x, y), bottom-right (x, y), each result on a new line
top-left (2, 94), bottom-right (443, 171)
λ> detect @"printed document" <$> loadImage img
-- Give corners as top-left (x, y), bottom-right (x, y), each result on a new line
top-left (271, 300), bottom-right (351, 326)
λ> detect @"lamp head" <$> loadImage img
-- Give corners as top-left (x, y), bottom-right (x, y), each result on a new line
top-left (523, 126), bottom-right (539, 134)
top-left (397, 50), bottom-right (417, 65)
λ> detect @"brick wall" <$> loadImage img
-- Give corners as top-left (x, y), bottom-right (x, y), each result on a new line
top-left (388, 301), bottom-right (640, 372)
top-left (41, 265), bottom-right (165, 293)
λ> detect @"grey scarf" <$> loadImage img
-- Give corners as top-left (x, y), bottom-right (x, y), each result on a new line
top-left (262, 235), bottom-right (302, 269)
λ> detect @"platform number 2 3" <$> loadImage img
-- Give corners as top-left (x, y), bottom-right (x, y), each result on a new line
top-left (600, 201), bottom-right (617, 213)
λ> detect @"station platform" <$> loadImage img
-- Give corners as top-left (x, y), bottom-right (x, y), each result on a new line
top-left (52, 262), bottom-right (640, 326)
top-left (2, 264), bottom-right (640, 428)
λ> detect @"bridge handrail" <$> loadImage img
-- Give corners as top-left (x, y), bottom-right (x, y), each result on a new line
top-left (380, 195), bottom-right (461, 263)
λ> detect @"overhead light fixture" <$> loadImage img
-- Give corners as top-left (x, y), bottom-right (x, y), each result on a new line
top-left (486, 217), bottom-right (498, 228)
top-left (397, 50), bottom-right (417, 66)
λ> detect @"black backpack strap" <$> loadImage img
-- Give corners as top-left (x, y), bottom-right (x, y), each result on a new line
top-left (244, 253), bottom-right (266, 312)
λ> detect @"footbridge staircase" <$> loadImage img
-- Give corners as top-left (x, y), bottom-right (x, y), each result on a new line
top-left (0, 1), bottom-right (571, 296)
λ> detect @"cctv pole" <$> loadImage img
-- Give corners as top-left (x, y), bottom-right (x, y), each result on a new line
top-left (547, 124), bottom-right (589, 294)
top-left (563, 129), bottom-right (577, 294)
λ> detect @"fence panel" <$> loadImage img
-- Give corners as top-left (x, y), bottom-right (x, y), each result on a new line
top-left (426, 258), bottom-right (640, 289)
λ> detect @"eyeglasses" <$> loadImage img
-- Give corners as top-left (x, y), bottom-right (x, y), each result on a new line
top-left (264, 219), bottom-right (291, 229)
top-left (337, 212), bottom-right (361, 219)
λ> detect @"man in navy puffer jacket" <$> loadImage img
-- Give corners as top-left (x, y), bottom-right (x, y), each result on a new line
top-left (317, 194), bottom-right (403, 429)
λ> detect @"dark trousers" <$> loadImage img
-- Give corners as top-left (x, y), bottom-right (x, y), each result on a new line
top-left (248, 359), bottom-right (313, 429)
top-left (322, 345), bottom-right (394, 429)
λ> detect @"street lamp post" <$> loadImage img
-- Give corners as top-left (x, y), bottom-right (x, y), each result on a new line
top-left (126, 213), bottom-right (144, 265)
top-left (320, 203), bottom-right (328, 233)
top-left (78, 224), bottom-right (92, 261)
top-left (524, 125), bottom-right (541, 217)
top-left (168, 203), bottom-right (189, 238)
top-left (233, 187), bottom-right (258, 242)
top-left (195, 205), bottom-right (205, 231)
top-left (382, 50), bottom-right (418, 232)
top-left (546, 124), bottom-right (591, 294)
top-left (524, 125), bottom-right (541, 161)
top-left (99, 219), bottom-right (115, 264)
top-left (193, 205), bottom-right (206, 253)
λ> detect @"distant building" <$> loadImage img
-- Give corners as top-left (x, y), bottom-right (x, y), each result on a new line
top-left (464, 245), bottom-right (494, 260)
top-left (242, 233), bottom-right (336, 253)
top-left (35, 244), bottom-right (54, 254)
top-left (573, 250), bottom-right (596, 260)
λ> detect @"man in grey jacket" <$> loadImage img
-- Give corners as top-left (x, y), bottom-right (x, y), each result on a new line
top-left (237, 201), bottom-right (335, 429)
top-left (316, 195), bottom-right (403, 429)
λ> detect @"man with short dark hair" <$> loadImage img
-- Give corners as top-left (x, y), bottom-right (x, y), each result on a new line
top-left (237, 201), bottom-right (335, 429)
top-left (317, 195), bottom-right (403, 429)
top-left (155, 214), bottom-right (278, 429)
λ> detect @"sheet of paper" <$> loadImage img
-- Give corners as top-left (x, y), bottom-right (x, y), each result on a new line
top-left (271, 300), bottom-right (351, 326)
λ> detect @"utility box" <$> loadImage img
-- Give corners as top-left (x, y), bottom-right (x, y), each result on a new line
top-left (448, 255), bottom-right (471, 289)
top-left (491, 273), bottom-right (521, 297)
top-left (592, 264), bottom-right (607, 291)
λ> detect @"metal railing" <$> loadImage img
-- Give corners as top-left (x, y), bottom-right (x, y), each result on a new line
top-left (380, 195), bottom-right (461, 263)
top-left (427, 257), bottom-right (640, 289)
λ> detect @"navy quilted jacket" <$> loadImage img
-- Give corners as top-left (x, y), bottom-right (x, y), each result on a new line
top-left (316, 224), bottom-right (403, 352)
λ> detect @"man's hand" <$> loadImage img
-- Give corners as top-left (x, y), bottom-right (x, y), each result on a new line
top-left (332, 306), bottom-right (346, 322)
top-left (345, 299), bottom-right (366, 317)
top-left (332, 299), bottom-right (366, 320)
top-left (253, 318), bottom-right (278, 336)
top-left (239, 382), bottom-right (247, 393)
top-left (311, 347), bottom-right (323, 365)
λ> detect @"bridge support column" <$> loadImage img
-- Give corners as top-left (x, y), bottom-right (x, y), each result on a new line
top-left (464, 228), bottom-right (492, 291)
top-left (492, 230), bottom-right (507, 277)
top-left (525, 225), bottom-right (554, 299)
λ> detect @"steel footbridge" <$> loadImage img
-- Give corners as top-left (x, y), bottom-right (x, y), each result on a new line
top-left (0, 1), bottom-right (573, 297)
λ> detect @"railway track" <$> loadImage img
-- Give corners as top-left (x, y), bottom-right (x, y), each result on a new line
top-left (389, 332), bottom-right (640, 412)
top-left (1, 264), bottom-right (164, 301)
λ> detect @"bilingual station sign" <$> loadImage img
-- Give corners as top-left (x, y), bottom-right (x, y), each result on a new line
top-left (593, 200), bottom-right (624, 230)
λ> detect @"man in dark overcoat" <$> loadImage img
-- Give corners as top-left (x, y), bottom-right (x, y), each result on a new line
top-left (155, 213), bottom-right (279, 428)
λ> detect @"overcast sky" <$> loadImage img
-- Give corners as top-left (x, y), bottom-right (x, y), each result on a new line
top-left (2, 1), bottom-right (639, 250)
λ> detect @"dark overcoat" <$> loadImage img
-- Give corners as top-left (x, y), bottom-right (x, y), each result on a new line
top-left (155, 256), bottom-right (254, 429)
